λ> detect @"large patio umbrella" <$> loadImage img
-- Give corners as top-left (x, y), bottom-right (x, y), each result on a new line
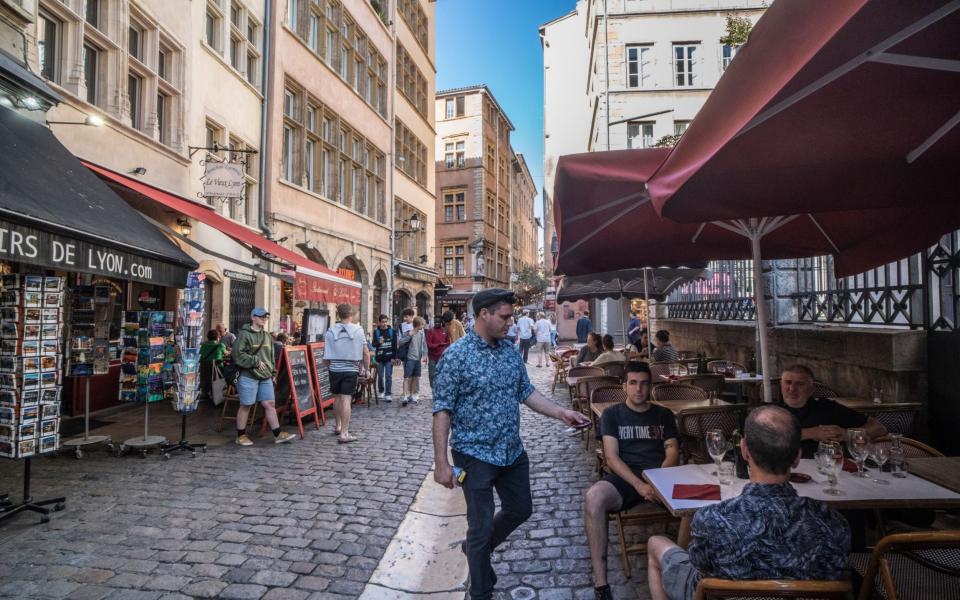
top-left (555, 148), bottom-right (960, 401)
top-left (644, 0), bottom-right (960, 401)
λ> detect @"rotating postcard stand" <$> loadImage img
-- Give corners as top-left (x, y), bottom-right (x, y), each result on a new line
top-left (61, 377), bottom-right (113, 458)
top-left (118, 310), bottom-right (173, 457)
top-left (0, 458), bottom-right (65, 525)
top-left (161, 272), bottom-right (206, 459)
top-left (121, 400), bottom-right (166, 458)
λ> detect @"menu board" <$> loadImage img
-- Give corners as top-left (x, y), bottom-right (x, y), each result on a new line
top-left (276, 346), bottom-right (318, 439)
top-left (308, 342), bottom-right (332, 408)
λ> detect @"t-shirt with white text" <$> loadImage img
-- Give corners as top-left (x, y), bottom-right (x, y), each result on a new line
top-left (599, 402), bottom-right (678, 472)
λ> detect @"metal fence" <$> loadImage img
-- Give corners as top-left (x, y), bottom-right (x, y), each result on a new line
top-left (663, 230), bottom-right (960, 332)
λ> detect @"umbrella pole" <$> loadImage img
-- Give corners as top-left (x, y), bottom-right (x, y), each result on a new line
top-left (643, 268), bottom-right (653, 357)
top-left (750, 233), bottom-right (773, 403)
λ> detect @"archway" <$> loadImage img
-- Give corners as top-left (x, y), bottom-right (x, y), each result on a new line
top-left (337, 256), bottom-right (368, 328)
top-left (372, 270), bottom-right (387, 320)
top-left (416, 292), bottom-right (431, 321)
top-left (393, 289), bottom-right (412, 320)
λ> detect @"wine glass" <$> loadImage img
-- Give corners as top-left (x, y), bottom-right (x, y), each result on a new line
top-left (705, 429), bottom-right (726, 478)
top-left (816, 441), bottom-right (835, 474)
top-left (817, 442), bottom-right (844, 496)
top-left (889, 445), bottom-right (907, 478)
top-left (868, 443), bottom-right (890, 485)
top-left (847, 428), bottom-right (870, 478)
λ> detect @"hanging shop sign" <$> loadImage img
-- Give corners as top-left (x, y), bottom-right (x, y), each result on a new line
top-left (202, 162), bottom-right (245, 199)
top-left (294, 272), bottom-right (361, 305)
top-left (0, 218), bottom-right (188, 287)
top-left (224, 269), bottom-right (256, 283)
top-left (395, 262), bottom-right (436, 284)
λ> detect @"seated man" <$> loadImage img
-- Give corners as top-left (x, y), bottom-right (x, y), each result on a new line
top-left (778, 364), bottom-right (887, 458)
top-left (592, 334), bottom-right (626, 366)
top-left (647, 405), bottom-right (850, 600)
top-left (584, 361), bottom-right (680, 600)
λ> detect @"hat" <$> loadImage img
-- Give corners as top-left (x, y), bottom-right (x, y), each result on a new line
top-left (472, 288), bottom-right (517, 314)
top-left (250, 307), bottom-right (270, 318)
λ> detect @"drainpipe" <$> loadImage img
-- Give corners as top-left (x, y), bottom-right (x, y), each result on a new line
top-left (258, 0), bottom-right (274, 238)
top-left (388, 0), bottom-right (398, 319)
top-left (603, 0), bottom-right (610, 151)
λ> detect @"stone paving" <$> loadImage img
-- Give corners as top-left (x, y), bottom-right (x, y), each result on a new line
top-left (0, 360), bottom-right (656, 600)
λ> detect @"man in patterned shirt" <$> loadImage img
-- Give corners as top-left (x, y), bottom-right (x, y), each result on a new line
top-left (646, 405), bottom-right (850, 600)
top-left (432, 288), bottom-right (591, 600)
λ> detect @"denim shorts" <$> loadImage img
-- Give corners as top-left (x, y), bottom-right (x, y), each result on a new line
top-left (403, 358), bottom-right (422, 378)
top-left (236, 375), bottom-right (275, 406)
top-left (661, 547), bottom-right (700, 600)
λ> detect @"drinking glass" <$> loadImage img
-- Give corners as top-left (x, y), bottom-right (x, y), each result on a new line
top-left (889, 445), bottom-right (907, 478)
top-left (847, 428), bottom-right (870, 478)
top-left (717, 461), bottom-right (734, 485)
top-left (705, 429), bottom-right (726, 477)
top-left (868, 443), bottom-right (890, 485)
top-left (817, 442), bottom-right (844, 495)
top-left (688, 363), bottom-right (699, 375)
top-left (708, 390), bottom-right (718, 405)
top-left (669, 364), bottom-right (680, 377)
top-left (871, 386), bottom-right (883, 404)
top-left (816, 441), bottom-right (834, 474)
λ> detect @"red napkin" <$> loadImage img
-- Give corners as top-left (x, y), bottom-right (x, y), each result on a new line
top-left (842, 458), bottom-right (858, 472)
top-left (672, 484), bottom-right (721, 500)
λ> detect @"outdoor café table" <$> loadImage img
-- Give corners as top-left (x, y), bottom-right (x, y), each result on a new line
top-left (652, 398), bottom-right (730, 414)
top-left (642, 459), bottom-right (960, 549)
top-left (723, 374), bottom-right (763, 404)
top-left (907, 457), bottom-right (960, 494)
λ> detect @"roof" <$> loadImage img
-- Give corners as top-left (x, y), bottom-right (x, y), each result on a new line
top-left (436, 84), bottom-right (515, 131)
top-left (538, 8), bottom-right (578, 33)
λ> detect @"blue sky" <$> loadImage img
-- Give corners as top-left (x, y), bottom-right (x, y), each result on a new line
top-left (435, 0), bottom-right (577, 233)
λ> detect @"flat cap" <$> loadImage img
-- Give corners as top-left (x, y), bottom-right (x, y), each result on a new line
top-left (472, 288), bottom-right (517, 313)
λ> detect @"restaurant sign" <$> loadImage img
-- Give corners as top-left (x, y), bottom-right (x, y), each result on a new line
top-left (295, 272), bottom-right (361, 305)
top-left (0, 217), bottom-right (189, 287)
top-left (202, 162), bottom-right (245, 199)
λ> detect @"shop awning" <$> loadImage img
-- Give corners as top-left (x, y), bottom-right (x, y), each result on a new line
top-left (394, 260), bottom-right (437, 285)
top-left (82, 161), bottom-right (361, 305)
top-left (0, 105), bottom-right (197, 287)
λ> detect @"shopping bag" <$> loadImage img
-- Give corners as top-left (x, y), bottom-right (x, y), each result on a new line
top-left (211, 363), bottom-right (226, 406)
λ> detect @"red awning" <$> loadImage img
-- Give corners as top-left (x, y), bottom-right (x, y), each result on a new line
top-left (82, 161), bottom-right (361, 304)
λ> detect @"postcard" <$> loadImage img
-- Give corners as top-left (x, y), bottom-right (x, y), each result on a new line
top-left (40, 419), bottom-right (57, 435)
top-left (44, 293), bottom-right (62, 307)
top-left (18, 421), bottom-right (36, 438)
top-left (22, 372), bottom-right (40, 389)
top-left (1, 291), bottom-right (20, 306)
top-left (39, 434), bottom-right (58, 453)
top-left (44, 277), bottom-right (62, 292)
top-left (0, 357), bottom-right (15, 373)
top-left (0, 373), bottom-right (16, 388)
top-left (41, 340), bottom-right (58, 355)
top-left (22, 389), bottom-right (39, 406)
top-left (40, 403), bottom-right (59, 419)
top-left (1, 275), bottom-right (19, 289)
top-left (24, 275), bottom-right (43, 291)
top-left (0, 389), bottom-right (16, 406)
top-left (40, 371), bottom-right (57, 386)
top-left (19, 404), bottom-right (39, 423)
top-left (18, 438), bottom-right (36, 458)
top-left (0, 424), bottom-right (14, 441)
top-left (24, 308), bottom-right (41, 323)
top-left (22, 323), bottom-right (40, 339)
top-left (40, 355), bottom-right (57, 371)
top-left (21, 340), bottom-right (40, 355)
top-left (40, 388), bottom-right (58, 404)
top-left (23, 291), bottom-right (42, 307)
top-left (0, 406), bottom-right (14, 424)
top-left (42, 308), bottom-right (59, 322)
top-left (41, 323), bottom-right (59, 340)
top-left (0, 322), bottom-right (17, 338)
top-left (0, 440), bottom-right (14, 457)
top-left (1, 307), bottom-right (18, 322)
top-left (22, 356), bottom-right (40, 373)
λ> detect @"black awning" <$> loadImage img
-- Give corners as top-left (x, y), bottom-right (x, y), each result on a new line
top-left (0, 49), bottom-right (62, 109)
top-left (0, 105), bottom-right (197, 287)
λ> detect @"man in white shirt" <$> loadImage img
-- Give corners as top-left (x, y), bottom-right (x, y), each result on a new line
top-left (534, 312), bottom-right (552, 367)
top-left (323, 303), bottom-right (370, 444)
top-left (516, 311), bottom-right (535, 364)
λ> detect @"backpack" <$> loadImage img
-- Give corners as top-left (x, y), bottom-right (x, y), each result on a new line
top-left (374, 328), bottom-right (394, 362)
top-left (396, 332), bottom-right (412, 361)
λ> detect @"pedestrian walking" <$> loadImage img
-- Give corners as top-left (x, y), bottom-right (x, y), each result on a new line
top-left (399, 307), bottom-right (416, 336)
top-left (233, 308), bottom-right (295, 446)
top-left (425, 315), bottom-right (450, 390)
top-left (516, 310), bottom-right (534, 363)
top-left (323, 303), bottom-right (370, 443)
top-left (444, 310), bottom-right (466, 343)
top-left (576, 310), bottom-right (593, 343)
top-left (402, 316), bottom-right (428, 406)
top-left (432, 288), bottom-right (591, 600)
top-left (372, 314), bottom-right (398, 402)
top-left (534, 312), bottom-right (552, 367)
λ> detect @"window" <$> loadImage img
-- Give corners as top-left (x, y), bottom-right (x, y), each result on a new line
top-left (227, 136), bottom-right (256, 224)
top-left (626, 45), bottom-right (651, 89)
top-left (722, 44), bottom-right (738, 71)
top-left (456, 95), bottom-right (465, 116)
top-left (305, 139), bottom-right (316, 190)
top-left (287, 0), bottom-right (298, 29)
top-left (206, 8), bottom-right (219, 49)
top-left (37, 12), bottom-right (60, 82)
top-left (230, 2), bottom-right (241, 27)
top-left (129, 25), bottom-right (143, 61)
top-left (443, 191), bottom-right (465, 222)
top-left (85, 0), bottom-right (100, 29)
top-left (283, 125), bottom-right (295, 181)
top-left (127, 72), bottom-right (142, 129)
top-left (673, 43), bottom-right (699, 87)
top-left (245, 16), bottom-right (262, 87)
top-left (442, 245), bottom-right (466, 276)
top-left (230, 34), bottom-right (242, 70)
top-left (674, 120), bottom-right (690, 136)
top-left (82, 44), bottom-right (99, 104)
top-left (206, 120), bottom-right (223, 153)
top-left (308, 12), bottom-right (319, 50)
top-left (156, 92), bottom-right (168, 144)
top-left (627, 121), bottom-right (654, 149)
top-left (397, 43), bottom-right (428, 117)
top-left (398, 0), bottom-right (428, 51)
top-left (157, 47), bottom-right (168, 81)
top-left (445, 98), bottom-right (454, 119)
top-left (395, 120), bottom-right (427, 186)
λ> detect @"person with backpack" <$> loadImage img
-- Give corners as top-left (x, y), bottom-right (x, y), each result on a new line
top-left (372, 314), bottom-right (398, 402)
top-left (401, 316), bottom-right (428, 407)
top-left (233, 308), bottom-right (295, 446)
top-left (323, 303), bottom-right (370, 443)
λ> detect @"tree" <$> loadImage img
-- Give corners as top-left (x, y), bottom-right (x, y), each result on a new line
top-left (513, 263), bottom-right (551, 303)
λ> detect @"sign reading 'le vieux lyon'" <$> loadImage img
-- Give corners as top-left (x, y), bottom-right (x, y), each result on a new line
top-left (203, 162), bottom-right (245, 199)
top-left (0, 218), bottom-right (188, 288)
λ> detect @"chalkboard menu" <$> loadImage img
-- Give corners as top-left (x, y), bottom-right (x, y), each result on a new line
top-left (308, 343), bottom-right (332, 404)
top-left (276, 346), bottom-right (318, 438)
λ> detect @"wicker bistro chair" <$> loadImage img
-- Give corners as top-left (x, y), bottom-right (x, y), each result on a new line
top-left (576, 376), bottom-right (621, 420)
top-left (611, 503), bottom-right (681, 579)
top-left (567, 366), bottom-right (605, 407)
top-left (652, 383), bottom-right (708, 403)
top-left (600, 361), bottom-right (626, 381)
top-left (548, 351), bottom-right (570, 394)
top-left (675, 404), bottom-right (746, 465)
top-left (859, 403), bottom-right (923, 436)
top-left (649, 361), bottom-right (678, 381)
top-left (866, 436), bottom-right (943, 536)
top-left (694, 578), bottom-right (852, 600)
top-left (361, 363), bottom-right (378, 406)
top-left (590, 386), bottom-right (626, 473)
top-left (852, 530), bottom-right (960, 600)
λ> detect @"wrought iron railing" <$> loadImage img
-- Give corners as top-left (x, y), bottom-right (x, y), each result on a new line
top-left (665, 260), bottom-right (756, 321)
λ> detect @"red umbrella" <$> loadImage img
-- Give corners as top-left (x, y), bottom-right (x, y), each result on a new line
top-left (649, 0), bottom-right (960, 222)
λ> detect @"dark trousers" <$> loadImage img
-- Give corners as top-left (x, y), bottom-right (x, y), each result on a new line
top-left (453, 450), bottom-right (533, 600)
top-left (519, 338), bottom-right (533, 363)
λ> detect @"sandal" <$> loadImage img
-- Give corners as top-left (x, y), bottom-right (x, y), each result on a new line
top-left (338, 434), bottom-right (358, 444)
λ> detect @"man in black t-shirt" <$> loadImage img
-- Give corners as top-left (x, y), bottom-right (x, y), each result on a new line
top-left (777, 364), bottom-right (886, 458)
top-left (584, 361), bottom-right (680, 600)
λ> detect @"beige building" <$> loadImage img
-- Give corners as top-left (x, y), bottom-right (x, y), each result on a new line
top-left (23, 0), bottom-right (267, 334)
top-left (265, 0), bottom-right (436, 330)
top-left (510, 152), bottom-right (538, 275)
top-left (435, 85), bottom-right (523, 313)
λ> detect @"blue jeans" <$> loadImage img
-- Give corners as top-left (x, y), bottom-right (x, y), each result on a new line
top-left (377, 361), bottom-right (393, 396)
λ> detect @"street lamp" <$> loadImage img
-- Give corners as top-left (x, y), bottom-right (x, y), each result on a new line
top-left (392, 213), bottom-right (422, 239)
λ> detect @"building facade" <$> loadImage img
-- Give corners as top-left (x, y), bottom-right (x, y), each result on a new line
top-left (266, 0), bottom-right (435, 331)
top-left (434, 85), bottom-right (517, 311)
top-left (24, 0), bottom-right (266, 334)
top-left (510, 152), bottom-right (538, 276)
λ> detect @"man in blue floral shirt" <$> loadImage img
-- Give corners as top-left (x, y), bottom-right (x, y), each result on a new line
top-left (646, 405), bottom-right (850, 600)
top-left (432, 288), bottom-right (591, 600)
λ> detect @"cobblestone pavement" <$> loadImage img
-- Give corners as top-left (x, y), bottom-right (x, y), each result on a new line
top-left (0, 359), bottom-right (655, 600)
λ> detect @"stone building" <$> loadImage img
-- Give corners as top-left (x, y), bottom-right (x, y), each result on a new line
top-left (510, 151), bottom-right (539, 276)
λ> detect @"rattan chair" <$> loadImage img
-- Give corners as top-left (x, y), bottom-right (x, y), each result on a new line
top-left (869, 435), bottom-right (943, 459)
top-left (548, 351), bottom-right (569, 394)
top-left (707, 360), bottom-right (746, 374)
top-left (858, 403), bottom-right (922, 436)
top-left (649, 360), bottom-right (679, 380)
top-left (599, 361), bottom-right (626, 381)
top-left (652, 383), bottom-right (708, 403)
top-left (361, 364), bottom-right (378, 406)
top-left (576, 376), bottom-right (621, 419)
top-left (611, 503), bottom-right (680, 579)
top-left (694, 578), bottom-right (852, 600)
top-left (675, 404), bottom-right (745, 464)
top-left (590, 386), bottom-right (626, 469)
top-left (685, 374), bottom-right (725, 397)
top-left (567, 365), bottom-right (604, 407)
top-left (852, 530), bottom-right (960, 600)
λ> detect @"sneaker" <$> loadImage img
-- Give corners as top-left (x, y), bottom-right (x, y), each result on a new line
top-left (383, 394), bottom-right (393, 403)
top-left (236, 434), bottom-right (253, 446)
top-left (377, 392), bottom-right (385, 400)
top-left (274, 431), bottom-right (295, 444)
top-left (409, 397), bottom-right (419, 406)
top-left (594, 585), bottom-right (614, 600)
top-left (401, 397), bottom-right (409, 407)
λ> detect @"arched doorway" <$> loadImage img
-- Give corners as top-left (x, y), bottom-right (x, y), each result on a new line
top-left (372, 270), bottom-right (387, 320)
top-left (393, 289), bottom-right (412, 319)
top-left (416, 292), bottom-right (431, 321)
top-left (337, 256), bottom-right (367, 327)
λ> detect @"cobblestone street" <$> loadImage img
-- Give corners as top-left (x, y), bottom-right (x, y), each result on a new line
top-left (0, 361), bottom-right (652, 600)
